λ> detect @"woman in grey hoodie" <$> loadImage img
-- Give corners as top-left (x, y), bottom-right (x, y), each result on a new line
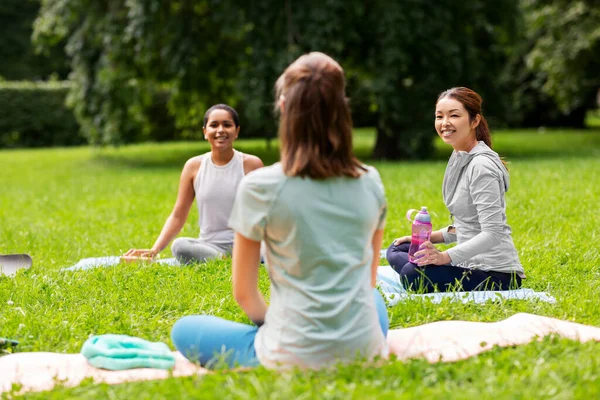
top-left (386, 87), bottom-right (525, 293)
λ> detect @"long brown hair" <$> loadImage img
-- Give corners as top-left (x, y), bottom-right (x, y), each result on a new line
top-left (275, 52), bottom-right (365, 179)
top-left (437, 87), bottom-right (492, 148)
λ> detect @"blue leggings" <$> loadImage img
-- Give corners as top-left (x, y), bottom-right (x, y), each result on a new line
top-left (171, 288), bottom-right (389, 369)
top-left (386, 242), bottom-right (522, 293)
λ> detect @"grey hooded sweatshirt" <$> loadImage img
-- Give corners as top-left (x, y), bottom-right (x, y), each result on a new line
top-left (440, 141), bottom-right (525, 277)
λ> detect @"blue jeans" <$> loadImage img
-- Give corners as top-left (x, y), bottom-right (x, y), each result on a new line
top-left (171, 288), bottom-right (389, 369)
top-left (386, 242), bottom-right (522, 293)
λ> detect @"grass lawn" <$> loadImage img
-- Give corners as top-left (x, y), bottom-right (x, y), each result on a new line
top-left (1, 127), bottom-right (600, 398)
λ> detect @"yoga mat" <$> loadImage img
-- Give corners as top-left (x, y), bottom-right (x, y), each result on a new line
top-left (376, 265), bottom-right (556, 306)
top-left (0, 351), bottom-right (206, 395)
top-left (0, 254), bottom-right (32, 276)
top-left (387, 312), bottom-right (600, 363)
top-left (3, 314), bottom-right (600, 394)
top-left (62, 256), bottom-right (180, 271)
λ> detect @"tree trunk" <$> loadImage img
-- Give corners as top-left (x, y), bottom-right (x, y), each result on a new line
top-left (372, 127), bottom-right (405, 160)
top-left (372, 125), bottom-right (434, 160)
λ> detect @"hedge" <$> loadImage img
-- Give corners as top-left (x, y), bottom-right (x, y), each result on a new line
top-left (0, 81), bottom-right (84, 148)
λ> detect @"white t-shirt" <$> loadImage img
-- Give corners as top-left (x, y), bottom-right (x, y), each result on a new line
top-left (229, 163), bottom-right (388, 370)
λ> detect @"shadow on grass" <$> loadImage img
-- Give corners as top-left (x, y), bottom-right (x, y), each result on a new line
top-left (90, 128), bottom-right (600, 170)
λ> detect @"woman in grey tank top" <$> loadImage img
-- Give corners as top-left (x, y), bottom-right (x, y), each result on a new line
top-left (171, 52), bottom-right (389, 370)
top-left (126, 104), bottom-right (263, 264)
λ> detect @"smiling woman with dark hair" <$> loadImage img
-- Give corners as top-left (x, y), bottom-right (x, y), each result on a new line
top-left (386, 87), bottom-right (525, 293)
top-left (171, 52), bottom-right (389, 370)
top-left (127, 104), bottom-right (264, 264)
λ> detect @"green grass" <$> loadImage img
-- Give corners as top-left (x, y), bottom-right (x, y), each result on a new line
top-left (1, 127), bottom-right (600, 398)
top-left (586, 109), bottom-right (600, 128)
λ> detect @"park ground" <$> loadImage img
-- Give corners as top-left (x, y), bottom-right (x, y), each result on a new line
top-left (1, 126), bottom-right (600, 398)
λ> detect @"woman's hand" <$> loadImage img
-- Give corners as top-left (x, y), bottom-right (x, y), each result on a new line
top-left (121, 248), bottom-right (158, 263)
top-left (414, 241), bottom-right (451, 266)
top-left (393, 236), bottom-right (411, 246)
top-left (124, 248), bottom-right (157, 257)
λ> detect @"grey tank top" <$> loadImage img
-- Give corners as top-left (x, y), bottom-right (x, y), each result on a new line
top-left (194, 150), bottom-right (245, 251)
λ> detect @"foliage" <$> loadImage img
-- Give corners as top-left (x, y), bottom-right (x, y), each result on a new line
top-left (236, 0), bottom-right (374, 139)
top-left (0, 0), bottom-right (69, 80)
top-left (367, 1), bottom-right (522, 159)
top-left (523, 0), bottom-right (600, 114)
top-left (33, 0), bottom-right (246, 145)
top-left (0, 81), bottom-right (83, 148)
top-left (31, 0), bottom-right (598, 156)
top-left (1, 129), bottom-right (600, 397)
top-left (33, 0), bottom-right (524, 156)
top-left (499, 0), bottom-right (600, 128)
top-left (33, 0), bottom-right (150, 145)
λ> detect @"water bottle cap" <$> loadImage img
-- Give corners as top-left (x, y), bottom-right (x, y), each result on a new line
top-left (415, 206), bottom-right (431, 223)
top-left (406, 207), bottom-right (431, 223)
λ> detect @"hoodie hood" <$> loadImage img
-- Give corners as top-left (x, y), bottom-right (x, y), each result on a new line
top-left (442, 142), bottom-right (509, 206)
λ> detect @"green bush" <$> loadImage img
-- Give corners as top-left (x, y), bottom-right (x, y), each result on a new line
top-left (0, 81), bottom-right (84, 148)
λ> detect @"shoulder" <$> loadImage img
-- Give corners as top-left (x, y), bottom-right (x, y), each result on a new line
top-left (182, 155), bottom-right (204, 175)
top-left (468, 155), bottom-right (500, 174)
top-left (362, 165), bottom-right (386, 200)
top-left (467, 144), bottom-right (502, 173)
top-left (236, 164), bottom-right (286, 204)
top-left (471, 154), bottom-right (497, 167)
top-left (363, 165), bottom-right (384, 187)
top-left (364, 164), bottom-right (382, 179)
top-left (240, 163), bottom-right (285, 189)
top-left (242, 153), bottom-right (264, 174)
top-left (466, 155), bottom-right (502, 186)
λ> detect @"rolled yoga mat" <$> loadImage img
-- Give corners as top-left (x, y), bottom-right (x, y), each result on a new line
top-left (0, 254), bottom-right (32, 277)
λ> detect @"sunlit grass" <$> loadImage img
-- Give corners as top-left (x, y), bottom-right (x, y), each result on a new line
top-left (586, 109), bottom-right (600, 128)
top-left (1, 127), bottom-right (600, 398)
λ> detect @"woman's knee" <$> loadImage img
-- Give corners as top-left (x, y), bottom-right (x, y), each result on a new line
top-left (171, 315), bottom-right (213, 359)
top-left (172, 315), bottom-right (199, 343)
top-left (397, 262), bottom-right (419, 280)
top-left (172, 315), bottom-right (259, 368)
top-left (396, 242), bottom-right (411, 253)
top-left (171, 237), bottom-right (189, 259)
top-left (172, 238), bottom-right (216, 264)
top-left (386, 242), bottom-right (410, 270)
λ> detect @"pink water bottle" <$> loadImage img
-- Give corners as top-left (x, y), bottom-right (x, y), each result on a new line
top-left (406, 206), bottom-right (432, 263)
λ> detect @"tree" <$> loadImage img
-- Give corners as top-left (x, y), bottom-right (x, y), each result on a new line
top-left (236, 0), bottom-right (371, 140)
top-left (367, 1), bottom-right (521, 159)
top-left (522, 0), bottom-right (600, 120)
top-left (0, 0), bottom-right (68, 80)
top-left (34, 0), bottom-right (524, 159)
top-left (34, 0), bottom-right (246, 144)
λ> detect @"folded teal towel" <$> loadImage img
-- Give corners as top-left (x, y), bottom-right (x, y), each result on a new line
top-left (81, 334), bottom-right (175, 370)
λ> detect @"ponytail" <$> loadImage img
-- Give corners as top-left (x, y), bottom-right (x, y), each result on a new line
top-left (475, 114), bottom-right (492, 148)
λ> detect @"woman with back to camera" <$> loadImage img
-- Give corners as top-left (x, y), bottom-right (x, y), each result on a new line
top-left (127, 104), bottom-right (264, 264)
top-left (171, 52), bottom-right (389, 370)
top-left (386, 87), bottom-right (525, 293)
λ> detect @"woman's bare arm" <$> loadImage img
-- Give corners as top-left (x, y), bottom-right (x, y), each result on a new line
top-left (129, 158), bottom-right (199, 257)
top-left (232, 232), bottom-right (267, 325)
